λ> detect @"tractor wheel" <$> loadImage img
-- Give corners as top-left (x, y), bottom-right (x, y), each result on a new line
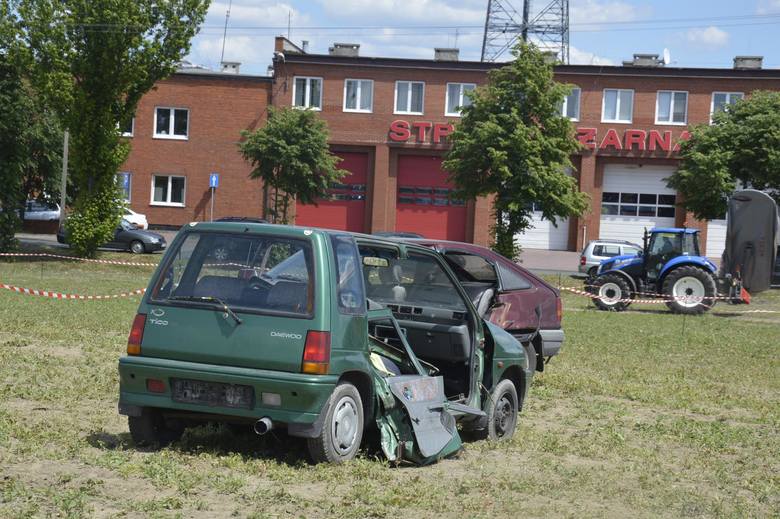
top-left (592, 273), bottom-right (632, 311)
top-left (662, 266), bottom-right (717, 315)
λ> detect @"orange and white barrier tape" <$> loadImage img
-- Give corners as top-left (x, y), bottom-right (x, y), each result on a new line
top-left (0, 282), bottom-right (146, 300)
top-left (0, 252), bottom-right (156, 267)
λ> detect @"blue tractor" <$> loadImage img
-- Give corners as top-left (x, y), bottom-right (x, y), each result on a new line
top-left (590, 228), bottom-right (744, 314)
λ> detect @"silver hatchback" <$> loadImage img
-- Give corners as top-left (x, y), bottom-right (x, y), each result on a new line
top-left (579, 240), bottom-right (642, 277)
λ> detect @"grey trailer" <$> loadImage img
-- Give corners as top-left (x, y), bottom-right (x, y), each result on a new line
top-left (720, 190), bottom-right (780, 293)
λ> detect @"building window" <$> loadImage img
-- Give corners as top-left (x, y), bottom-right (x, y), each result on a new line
top-left (343, 79), bottom-right (373, 112)
top-left (151, 175), bottom-right (186, 206)
top-left (445, 83), bottom-right (475, 116)
top-left (395, 81), bottom-right (424, 115)
top-left (154, 108), bottom-right (188, 139)
top-left (601, 192), bottom-right (676, 218)
top-left (711, 92), bottom-right (743, 121)
top-left (561, 87), bottom-right (580, 120)
top-left (656, 91), bottom-right (688, 125)
top-left (120, 117), bottom-right (134, 137)
top-left (116, 172), bottom-right (132, 201)
top-left (602, 89), bottom-right (633, 123)
top-left (397, 186), bottom-right (461, 206)
top-left (293, 76), bottom-right (322, 110)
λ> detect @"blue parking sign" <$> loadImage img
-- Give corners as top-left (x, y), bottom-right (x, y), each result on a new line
top-left (209, 173), bottom-right (219, 188)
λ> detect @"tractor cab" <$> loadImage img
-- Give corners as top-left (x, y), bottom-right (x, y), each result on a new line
top-left (644, 228), bottom-right (701, 281)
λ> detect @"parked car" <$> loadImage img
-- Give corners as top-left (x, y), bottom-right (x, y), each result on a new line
top-left (372, 231), bottom-right (424, 239)
top-left (123, 208), bottom-right (148, 230)
top-left (57, 218), bottom-right (166, 254)
top-left (118, 222), bottom-right (536, 464)
top-left (408, 239), bottom-right (563, 372)
top-left (23, 200), bottom-right (60, 221)
top-left (579, 240), bottom-right (642, 277)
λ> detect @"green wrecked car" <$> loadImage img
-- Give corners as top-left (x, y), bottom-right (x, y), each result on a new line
top-left (118, 222), bottom-right (536, 464)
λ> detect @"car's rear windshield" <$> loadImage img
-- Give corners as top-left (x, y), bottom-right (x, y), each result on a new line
top-left (150, 232), bottom-right (314, 316)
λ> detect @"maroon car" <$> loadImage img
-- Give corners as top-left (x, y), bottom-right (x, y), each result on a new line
top-left (411, 240), bottom-right (564, 372)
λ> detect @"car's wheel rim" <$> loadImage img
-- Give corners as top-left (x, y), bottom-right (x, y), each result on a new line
top-left (214, 248), bottom-right (228, 261)
top-left (672, 276), bottom-right (706, 307)
top-left (131, 242), bottom-right (143, 253)
top-left (598, 282), bottom-right (622, 304)
top-left (331, 395), bottom-right (359, 455)
top-left (494, 394), bottom-right (516, 438)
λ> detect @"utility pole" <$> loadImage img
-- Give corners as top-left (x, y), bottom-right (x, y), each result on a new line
top-left (219, 0), bottom-right (233, 64)
top-left (481, 0), bottom-right (570, 63)
top-left (58, 130), bottom-right (69, 228)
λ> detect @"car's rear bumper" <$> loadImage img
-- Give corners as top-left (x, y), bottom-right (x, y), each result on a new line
top-left (539, 328), bottom-right (564, 357)
top-left (118, 356), bottom-right (337, 435)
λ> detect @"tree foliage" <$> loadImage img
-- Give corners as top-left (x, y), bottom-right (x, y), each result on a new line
top-left (17, 0), bottom-right (210, 256)
top-left (239, 107), bottom-right (347, 224)
top-left (0, 2), bottom-right (62, 252)
top-left (668, 91), bottom-right (780, 220)
top-left (443, 43), bottom-right (587, 258)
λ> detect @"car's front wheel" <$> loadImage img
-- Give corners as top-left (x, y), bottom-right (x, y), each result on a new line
top-left (307, 382), bottom-right (364, 464)
top-left (129, 240), bottom-right (145, 254)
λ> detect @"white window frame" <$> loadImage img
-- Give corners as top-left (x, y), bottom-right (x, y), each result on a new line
top-left (150, 174), bottom-right (186, 207)
top-left (120, 117), bottom-right (134, 137)
top-left (116, 172), bottom-right (132, 202)
top-left (394, 80), bottom-right (425, 115)
top-left (710, 92), bottom-right (744, 123)
top-left (445, 82), bottom-right (476, 117)
top-left (601, 88), bottom-right (634, 124)
top-left (561, 87), bottom-right (581, 121)
top-left (292, 76), bottom-right (323, 111)
top-left (655, 90), bottom-right (689, 125)
top-left (153, 107), bottom-right (189, 140)
top-left (342, 78), bottom-right (373, 113)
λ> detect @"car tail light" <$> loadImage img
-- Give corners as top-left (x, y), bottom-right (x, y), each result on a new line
top-left (580, 255), bottom-right (586, 265)
top-left (556, 298), bottom-right (563, 323)
top-left (146, 378), bottom-right (166, 393)
top-left (301, 331), bottom-right (330, 375)
top-left (127, 314), bottom-right (146, 355)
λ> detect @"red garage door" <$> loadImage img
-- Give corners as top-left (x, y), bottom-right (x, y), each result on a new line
top-left (396, 155), bottom-right (466, 241)
top-left (295, 151), bottom-right (368, 232)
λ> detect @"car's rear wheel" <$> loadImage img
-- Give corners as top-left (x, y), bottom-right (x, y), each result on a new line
top-left (592, 273), bottom-right (632, 311)
top-left (128, 408), bottom-right (184, 447)
top-left (307, 382), bottom-right (364, 464)
top-left (129, 240), bottom-right (145, 254)
top-left (662, 266), bottom-right (717, 315)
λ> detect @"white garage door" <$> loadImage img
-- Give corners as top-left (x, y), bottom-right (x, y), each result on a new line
top-left (706, 218), bottom-right (728, 258)
top-left (515, 212), bottom-right (571, 250)
top-left (600, 165), bottom-right (677, 244)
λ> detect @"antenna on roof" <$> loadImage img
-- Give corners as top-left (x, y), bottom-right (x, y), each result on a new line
top-left (219, 0), bottom-right (232, 64)
top-left (287, 11), bottom-right (291, 39)
top-left (662, 48), bottom-right (671, 66)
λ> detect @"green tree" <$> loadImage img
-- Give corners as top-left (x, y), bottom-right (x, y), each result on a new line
top-left (443, 43), bottom-right (587, 258)
top-left (668, 91), bottom-right (780, 220)
top-left (18, 0), bottom-right (210, 256)
top-left (0, 1), bottom-right (62, 252)
top-left (239, 107), bottom-right (347, 224)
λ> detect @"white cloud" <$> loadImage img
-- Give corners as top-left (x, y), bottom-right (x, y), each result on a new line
top-left (569, 45), bottom-right (615, 65)
top-left (684, 26), bottom-right (729, 49)
top-left (187, 1), bottom-right (313, 72)
top-left (757, 0), bottom-right (780, 14)
top-left (569, 0), bottom-right (645, 26)
top-left (315, 0), bottom-right (486, 25)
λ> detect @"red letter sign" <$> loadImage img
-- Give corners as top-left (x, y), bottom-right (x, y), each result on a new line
top-left (624, 130), bottom-right (646, 151)
top-left (599, 129), bottom-right (622, 150)
top-left (648, 130), bottom-right (672, 152)
top-left (389, 120), bottom-right (411, 142)
top-left (432, 123), bottom-right (453, 143)
top-left (576, 128), bottom-right (597, 149)
top-left (411, 121), bottom-right (432, 142)
top-left (673, 130), bottom-right (691, 152)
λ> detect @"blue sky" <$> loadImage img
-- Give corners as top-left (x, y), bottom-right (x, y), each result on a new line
top-left (186, 1), bottom-right (780, 75)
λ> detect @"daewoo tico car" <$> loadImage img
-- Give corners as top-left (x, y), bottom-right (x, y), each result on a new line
top-left (118, 222), bottom-right (536, 464)
top-left (406, 240), bottom-right (564, 372)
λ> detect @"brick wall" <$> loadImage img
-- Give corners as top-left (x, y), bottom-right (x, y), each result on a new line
top-left (121, 73), bottom-right (271, 227)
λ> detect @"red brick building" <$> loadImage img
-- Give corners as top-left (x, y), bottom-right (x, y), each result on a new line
top-left (121, 40), bottom-right (780, 258)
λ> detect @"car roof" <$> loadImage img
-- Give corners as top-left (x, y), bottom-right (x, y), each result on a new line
top-left (587, 239), bottom-right (640, 246)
